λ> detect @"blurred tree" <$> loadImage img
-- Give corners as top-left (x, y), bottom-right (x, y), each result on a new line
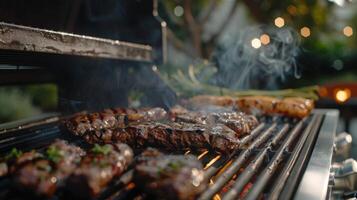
top-left (161, 0), bottom-right (239, 59)
top-left (161, 0), bottom-right (354, 59)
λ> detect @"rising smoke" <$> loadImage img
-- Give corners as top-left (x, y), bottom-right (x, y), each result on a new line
top-left (212, 25), bottom-right (301, 90)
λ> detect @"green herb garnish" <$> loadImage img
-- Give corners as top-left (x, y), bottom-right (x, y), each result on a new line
top-left (92, 144), bottom-right (111, 155)
top-left (46, 146), bottom-right (63, 163)
top-left (167, 161), bottom-right (183, 171)
top-left (5, 148), bottom-right (23, 161)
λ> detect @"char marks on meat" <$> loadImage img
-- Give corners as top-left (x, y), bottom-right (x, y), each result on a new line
top-left (65, 107), bottom-right (167, 136)
top-left (170, 107), bottom-right (258, 137)
top-left (81, 121), bottom-right (241, 154)
top-left (65, 142), bottom-right (133, 199)
top-left (13, 139), bottom-right (85, 198)
top-left (134, 148), bottom-right (206, 200)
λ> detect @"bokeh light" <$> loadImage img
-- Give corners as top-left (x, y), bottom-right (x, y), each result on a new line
top-left (251, 38), bottom-right (262, 49)
top-left (287, 5), bottom-right (297, 16)
top-left (174, 6), bottom-right (184, 17)
top-left (343, 26), bottom-right (353, 37)
top-left (300, 27), bottom-right (311, 38)
top-left (260, 34), bottom-right (270, 45)
top-left (274, 17), bottom-right (285, 28)
top-left (335, 88), bottom-right (351, 103)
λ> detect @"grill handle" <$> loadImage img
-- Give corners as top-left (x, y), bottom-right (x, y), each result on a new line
top-left (334, 132), bottom-right (352, 159)
top-left (332, 159), bottom-right (357, 191)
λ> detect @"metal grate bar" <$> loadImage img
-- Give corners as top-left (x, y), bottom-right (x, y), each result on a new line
top-left (270, 115), bottom-right (323, 200)
top-left (244, 117), bottom-right (312, 200)
top-left (198, 123), bottom-right (277, 200)
top-left (202, 123), bottom-right (265, 181)
top-left (222, 124), bottom-right (290, 200)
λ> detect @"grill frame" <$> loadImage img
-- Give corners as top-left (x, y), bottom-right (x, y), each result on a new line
top-left (294, 109), bottom-right (339, 200)
top-left (0, 109), bottom-right (339, 200)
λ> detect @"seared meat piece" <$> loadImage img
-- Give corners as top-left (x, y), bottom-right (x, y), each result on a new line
top-left (170, 107), bottom-right (258, 137)
top-left (276, 97), bottom-right (314, 118)
top-left (0, 149), bottom-right (42, 177)
top-left (235, 96), bottom-right (280, 115)
top-left (65, 112), bottom-right (93, 136)
top-left (111, 107), bottom-right (167, 122)
top-left (0, 163), bottom-right (7, 177)
top-left (81, 121), bottom-right (241, 154)
top-left (186, 95), bottom-right (314, 118)
top-left (13, 139), bottom-right (85, 198)
top-left (188, 95), bottom-right (235, 107)
top-left (212, 112), bottom-right (258, 135)
top-left (65, 107), bottom-right (167, 136)
top-left (236, 96), bottom-right (314, 118)
top-left (134, 148), bottom-right (206, 200)
top-left (65, 143), bottom-right (133, 199)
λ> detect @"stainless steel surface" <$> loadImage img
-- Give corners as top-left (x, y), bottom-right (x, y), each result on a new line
top-left (333, 159), bottom-right (357, 191)
top-left (0, 22), bottom-right (152, 62)
top-left (335, 132), bottom-right (352, 159)
top-left (295, 109), bottom-right (340, 200)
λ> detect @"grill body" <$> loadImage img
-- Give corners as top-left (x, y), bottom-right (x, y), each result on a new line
top-left (0, 109), bottom-right (339, 200)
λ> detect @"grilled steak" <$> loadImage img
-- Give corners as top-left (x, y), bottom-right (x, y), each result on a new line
top-left (81, 121), bottom-right (241, 154)
top-left (134, 148), bottom-right (206, 200)
top-left (170, 107), bottom-right (258, 137)
top-left (0, 149), bottom-right (42, 177)
top-left (65, 107), bottom-right (167, 136)
top-left (65, 142), bottom-right (133, 199)
top-left (13, 139), bottom-right (85, 198)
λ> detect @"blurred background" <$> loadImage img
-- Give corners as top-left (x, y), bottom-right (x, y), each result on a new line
top-left (0, 0), bottom-right (356, 144)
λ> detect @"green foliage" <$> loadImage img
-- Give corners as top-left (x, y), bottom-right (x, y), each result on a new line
top-left (0, 84), bottom-right (57, 123)
top-left (25, 84), bottom-right (57, 111)
top-left (0, 88), bottom-right (41, 123)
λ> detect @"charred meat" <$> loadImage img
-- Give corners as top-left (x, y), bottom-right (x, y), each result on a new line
top-left (236, 96), bottom-right (314, 118)
top-left (0, 148), bottom-right (42, 177)
top-left (170, 107), bottom-right (258, 137)
top-left (13, 139), bottom-right (85, 198)
top-left (134, 148), bottom-right (206, 200)
top-left (65, 107), bottom-right (167, 136)
top-left (185, 95), bottom-right (314, 118)
top-left (65, 142), bottom-right (133, 199)
top-left (187, 95), bottom-right (235, 107)
top-left (81, 121), bottom-right (241, 154)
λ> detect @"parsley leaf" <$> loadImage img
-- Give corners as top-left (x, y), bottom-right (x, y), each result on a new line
top-left (92, 144), bottom-right (111, 155)
top-left (5, 148), bottom-right (23, 160)
top-left (46, 146), bottom-right (63, 163)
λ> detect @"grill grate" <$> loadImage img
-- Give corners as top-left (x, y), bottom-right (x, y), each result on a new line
top-left (0, 114), bottom-right (324, 200)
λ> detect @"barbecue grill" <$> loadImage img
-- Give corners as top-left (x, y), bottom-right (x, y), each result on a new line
top-left (0, 109), bottom-right (339, 200)
top-left (0, 1), bottom-right (348, 200)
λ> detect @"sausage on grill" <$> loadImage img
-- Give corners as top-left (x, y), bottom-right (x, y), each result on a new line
top-left (186, 95), bottom-right (314, 118)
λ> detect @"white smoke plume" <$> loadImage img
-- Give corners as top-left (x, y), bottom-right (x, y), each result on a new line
top-left (213, 25), bottom-right (300, 90)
